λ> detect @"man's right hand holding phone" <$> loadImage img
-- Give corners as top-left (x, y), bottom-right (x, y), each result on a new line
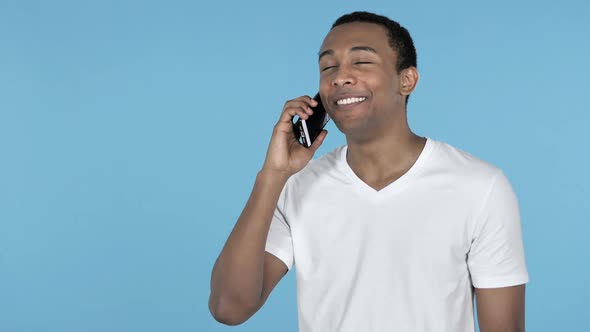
top-left (261, 95), bottom-right (328, 179)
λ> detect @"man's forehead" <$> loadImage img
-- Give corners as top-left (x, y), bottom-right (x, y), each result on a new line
top-left (320, 22), bottom-right (389, 53)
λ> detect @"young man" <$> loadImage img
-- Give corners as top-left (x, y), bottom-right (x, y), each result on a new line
top-left (209, 11), bottom-right (529, 332)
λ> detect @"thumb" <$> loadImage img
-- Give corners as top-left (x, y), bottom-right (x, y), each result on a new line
top-left (309, 130), bottom-right (328, 153)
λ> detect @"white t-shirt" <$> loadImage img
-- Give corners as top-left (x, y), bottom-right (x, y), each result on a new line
top-left (265, 137), bottom-right (529, 332)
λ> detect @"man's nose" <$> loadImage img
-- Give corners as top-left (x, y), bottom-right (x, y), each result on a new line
top-left (331, 66), bottom-right (356, 86)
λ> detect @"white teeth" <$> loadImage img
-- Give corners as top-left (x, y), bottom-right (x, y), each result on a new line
top-left (336, 97), bottom-right (366, 105)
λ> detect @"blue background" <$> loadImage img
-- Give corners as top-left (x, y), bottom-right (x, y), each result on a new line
top-left (1, 0), bottom-right (588, 331)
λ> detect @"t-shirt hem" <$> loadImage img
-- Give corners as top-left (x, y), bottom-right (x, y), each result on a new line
top-left (472, 273), bottom-right (529, 289)
top-left (265, 244), bottom-right (293, 271)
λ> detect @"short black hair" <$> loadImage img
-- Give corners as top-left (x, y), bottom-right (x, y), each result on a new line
top-left (332, 11), bottom-right (417, 73)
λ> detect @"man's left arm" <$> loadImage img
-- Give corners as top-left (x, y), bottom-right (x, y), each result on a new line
top-left (475, 284), bottom-right (526, 332)
top-left (468, 170), bottom-right (529, 332)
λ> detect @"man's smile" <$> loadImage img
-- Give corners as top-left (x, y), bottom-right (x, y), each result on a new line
top-left (336, 97), bottom-right (367, 105)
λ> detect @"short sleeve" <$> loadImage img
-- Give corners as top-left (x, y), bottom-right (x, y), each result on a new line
top-left (265, 183), bottom-right (294, 270)
top-left (467, 170), bottom-right (529, 288)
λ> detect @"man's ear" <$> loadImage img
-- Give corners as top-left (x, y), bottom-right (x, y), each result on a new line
top-left (399, 67), bottom-right (419, 97)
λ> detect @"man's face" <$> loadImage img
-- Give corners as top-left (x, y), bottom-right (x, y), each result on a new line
top-left (318, 22), bottom-right (404, 139)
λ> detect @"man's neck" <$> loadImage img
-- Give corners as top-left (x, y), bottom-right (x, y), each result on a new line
top-left (345, 129), bottom-right (427, 191)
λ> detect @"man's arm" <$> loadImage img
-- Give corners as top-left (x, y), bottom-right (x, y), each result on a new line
top-left (208, 96), bottom-right (327, 325)
top-left (475, 284), bottom-right (526, 332)
top-left (208, 171), bottom-right (290, 325)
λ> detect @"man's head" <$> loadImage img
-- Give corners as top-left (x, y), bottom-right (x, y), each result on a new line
top-left (318, 12), bottom-right (419, 141)
top-left (332, 12), bottom-right (417, 82)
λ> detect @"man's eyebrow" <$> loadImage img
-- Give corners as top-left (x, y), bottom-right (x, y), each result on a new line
top-left (318, 49), bottom-right (333, 61)
top-left (318, 46), bottom-right (378, 61)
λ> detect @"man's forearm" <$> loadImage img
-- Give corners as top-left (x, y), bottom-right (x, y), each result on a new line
top-left (209, 170), bottom-right (289, 321)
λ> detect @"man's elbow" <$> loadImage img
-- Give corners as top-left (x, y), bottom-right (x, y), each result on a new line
top-left (480, 323), bottom-right (525, 332)
top-left (512, 324), bottom-right (525, 332)
top-left (209, 294), bottom-right (260, 326)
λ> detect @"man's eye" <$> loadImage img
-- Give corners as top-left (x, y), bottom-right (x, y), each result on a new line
top-left (321, 66), bottom-right (336, 72)
top-left (354, 61), bottom-right (372, 65)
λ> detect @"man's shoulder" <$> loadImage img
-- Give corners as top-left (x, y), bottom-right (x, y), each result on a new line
top-left (428, 138), bottom-right (504, 183)
top-left (308, 145), bottom-right (346, 169)
top-left (287, 145), bottom-right (347, 186)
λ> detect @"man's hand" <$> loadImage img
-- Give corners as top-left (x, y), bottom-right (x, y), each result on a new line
top-left (262, 95), bottom-right (328, 177)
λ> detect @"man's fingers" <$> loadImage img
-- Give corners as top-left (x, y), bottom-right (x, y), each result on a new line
top-left (278, 106), bottom-right (308, 123)
top-left (278, 100), bottom-right (315, 123)
top-left (289, 100), bottom-right (315, 115)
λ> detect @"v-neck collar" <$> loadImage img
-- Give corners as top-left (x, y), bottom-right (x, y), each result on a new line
top-left (338, 137), bottom-right (436, 201)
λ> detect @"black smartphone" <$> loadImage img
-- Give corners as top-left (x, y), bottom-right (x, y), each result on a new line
top-left (293, 93), bottom-right (330, 148)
